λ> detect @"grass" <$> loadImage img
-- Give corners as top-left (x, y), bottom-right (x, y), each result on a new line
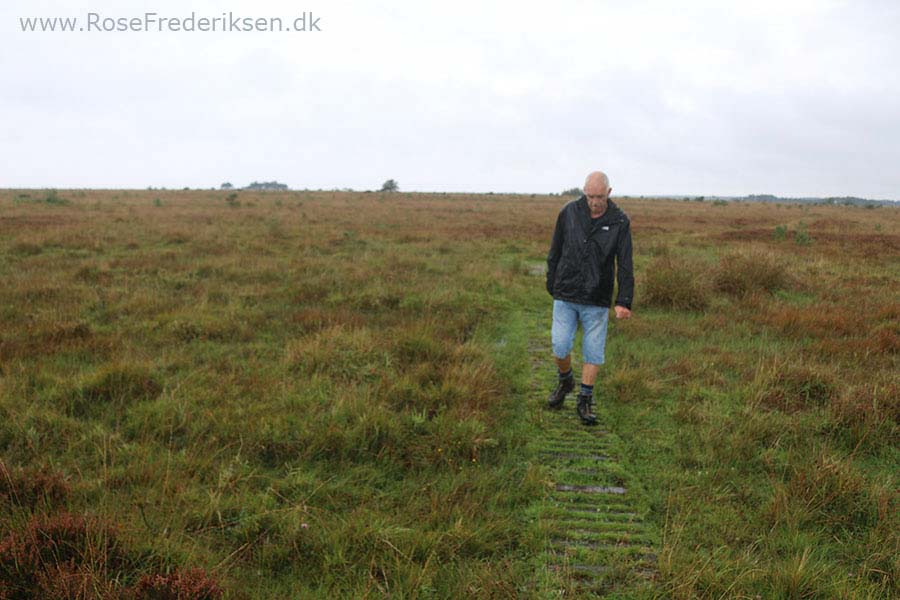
top-left (0, 189), bottom-right (897, 597)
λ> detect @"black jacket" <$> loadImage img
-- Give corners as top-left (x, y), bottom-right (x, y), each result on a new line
top-left (546, 196), bottom-right (634, 309)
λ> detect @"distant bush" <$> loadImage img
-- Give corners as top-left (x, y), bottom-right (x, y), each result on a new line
top-left (642, 256), bottom-right (710, 310)
top-left (795, 221), bottom-right (811, 245)
top-left (11, 241), bottom-right (43, 256)
top-left (714, 250), bottom-right (788, 296)
top-left (11, 190), bottom-right (70, 206)
top-left (560, 187), bottom-right (582, 196)
top-left (42, 190), bottom-right (70, 205)
top-left (244, 181), bottom-right (288, 190)
top-left (645, 241), bottom-right (670, 257)
top-left (773, 225), bottom-right (788, 240)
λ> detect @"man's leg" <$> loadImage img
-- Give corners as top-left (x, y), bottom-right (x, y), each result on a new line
top-left (581, 362), bottom-right (600, 386)
top-left (555, 354), bottom-right (572, 374)
top-left (548, 300), bottom-right (577, 408)
top-left (575, 305), bottom-right (609, 425)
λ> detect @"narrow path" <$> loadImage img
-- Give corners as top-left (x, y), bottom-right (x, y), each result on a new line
top-left (524, 308), bottom-right (658, 597)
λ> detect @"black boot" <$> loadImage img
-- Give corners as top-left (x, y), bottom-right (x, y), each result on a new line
top-left (547, 374), bottom-right (574, 409)
top-left (576, 393), bottom-right (597, 426)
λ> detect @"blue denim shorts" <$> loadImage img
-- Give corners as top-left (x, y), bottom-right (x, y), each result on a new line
top-left (551, 299), bottom-right (609, 365)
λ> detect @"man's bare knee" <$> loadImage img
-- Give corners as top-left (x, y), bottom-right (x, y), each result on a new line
top-left (554, 354), bottom-right (572, 371)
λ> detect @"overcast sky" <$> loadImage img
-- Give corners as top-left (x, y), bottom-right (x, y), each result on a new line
top-left (3, 0), bottom-right (898, 198)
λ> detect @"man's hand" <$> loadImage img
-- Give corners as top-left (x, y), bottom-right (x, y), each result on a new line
top-left (614, 306), bottom-right (632, 319)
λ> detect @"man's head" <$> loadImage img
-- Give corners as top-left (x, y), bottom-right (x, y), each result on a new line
top-left (584, 171), bottom-right (611, 216)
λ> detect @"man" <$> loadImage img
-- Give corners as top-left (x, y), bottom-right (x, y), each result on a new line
top-left (545, 171), bottom-right (634, 425)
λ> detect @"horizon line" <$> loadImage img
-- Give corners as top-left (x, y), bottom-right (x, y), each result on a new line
top-left (0, 186), bottom-right (897, 203)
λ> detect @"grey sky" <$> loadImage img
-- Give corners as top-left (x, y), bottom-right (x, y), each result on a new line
top-left (2, 0), bottom-right (898, 198)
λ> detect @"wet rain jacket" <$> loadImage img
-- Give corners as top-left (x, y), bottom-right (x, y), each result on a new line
top-left (546, 196), bottom-right (634, 309)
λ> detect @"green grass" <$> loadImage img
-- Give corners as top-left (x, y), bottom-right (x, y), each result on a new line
top-left (1, 190), bottom-right (897, 598)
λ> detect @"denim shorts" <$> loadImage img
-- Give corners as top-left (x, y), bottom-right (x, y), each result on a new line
top-left (551, 299), bottom-right (609, 365)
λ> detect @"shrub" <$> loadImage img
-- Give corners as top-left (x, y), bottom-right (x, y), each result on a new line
top-left (714, 251), bottom-right (788, 297)
top-left (642, 256), bottom-right (710, 310)
top-left (11, 241), bottom-right (43, 256)
top-left (752, 359), bottom-right (834, 413)
top-left (130, 568), bottom-right (223, 599)
top-left (0, 512), bottom-right (128, 597)
top-left (795, 222), bottom-right (811, 245)
top-left (607, 364), bottom-right (660, 404)
top-left (42, 190), bottom-right (70, 206)
top-left (0, 463), bottom-right (70, 510)
top-left (0, 512), bottom-right (224, 598)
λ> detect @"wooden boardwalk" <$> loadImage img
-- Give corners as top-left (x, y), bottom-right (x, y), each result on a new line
top-left (526, 309), bottom-right (658, 597)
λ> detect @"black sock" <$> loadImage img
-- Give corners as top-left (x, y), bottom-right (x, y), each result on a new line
top-left (580, 383), bottom-right (594, 397)
top-left (558, 368), bottom-right (573, 380)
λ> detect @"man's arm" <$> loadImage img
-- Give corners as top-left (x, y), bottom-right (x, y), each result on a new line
top-left (614, 219), bottom-right (634, 314)
top-left (546, 209), bottom-right (565, 295)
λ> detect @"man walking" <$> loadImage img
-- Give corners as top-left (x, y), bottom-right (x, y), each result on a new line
top-left (545, 171), bottom-right (634, 425)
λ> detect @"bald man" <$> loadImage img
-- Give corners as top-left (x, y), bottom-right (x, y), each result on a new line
top-left (545, 171), bottom-right (634, 425)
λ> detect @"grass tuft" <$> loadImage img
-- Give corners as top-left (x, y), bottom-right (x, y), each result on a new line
top-left (715, 250), bottom-right (789, 296)
top-left (767, 452), bottom-right (882, 534)
top-left (751, 358), bottom-right (834, 413)
top-left (642, 256), bottom-right (710, 310)
top-left (67, 363), bottom-right (162, 417)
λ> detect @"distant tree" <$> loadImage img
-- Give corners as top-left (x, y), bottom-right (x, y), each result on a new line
top-left (561, 187), bottom-right (582, 196)
top-left (221, 182), bottom-right (233, 190)
top-left (380, 179), bottom-right (399, 192)
top-left (245, 181), bottom-right (289, 191)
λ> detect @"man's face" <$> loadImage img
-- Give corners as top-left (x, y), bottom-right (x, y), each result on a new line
top-left (585, 185), bottom-right (610, 215)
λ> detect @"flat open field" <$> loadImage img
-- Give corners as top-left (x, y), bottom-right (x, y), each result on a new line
top-left (1, 189), bottom-right (897, 598)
